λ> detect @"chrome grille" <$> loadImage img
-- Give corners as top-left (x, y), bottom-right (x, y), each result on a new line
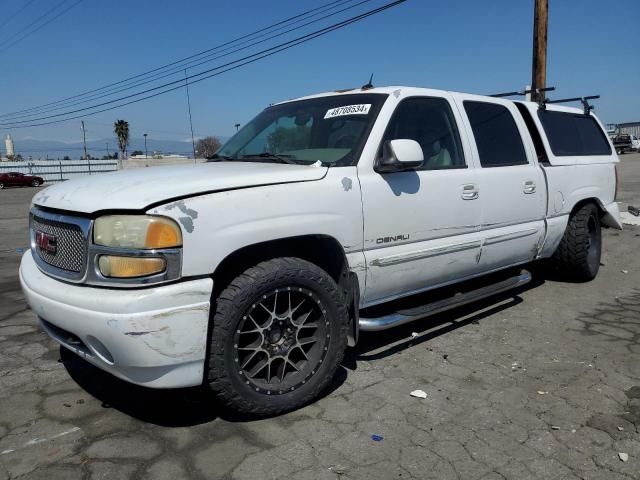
top-left (31, 215), bottom-right (87, 274)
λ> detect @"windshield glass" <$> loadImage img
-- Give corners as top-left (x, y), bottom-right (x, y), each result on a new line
top-left (216, 93), bottom-right (387, 166)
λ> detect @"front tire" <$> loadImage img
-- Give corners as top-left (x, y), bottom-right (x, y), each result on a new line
top-left (550, 203), bottom-right (601, 281)
top-left (207, 257), bottom-right (349, 415)
top-left (31, 180), bottom-right (41, 187)
top-left (0, 182), bottom-right (4, 189)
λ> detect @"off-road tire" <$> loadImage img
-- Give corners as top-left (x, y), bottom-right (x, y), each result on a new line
top-left (207, 257), bottom-right (349, 416)
top-left (550, 202), bottom-right (601, 281)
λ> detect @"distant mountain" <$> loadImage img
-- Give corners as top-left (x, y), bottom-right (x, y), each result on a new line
top-left (9, 137), bottom-right (229, 160)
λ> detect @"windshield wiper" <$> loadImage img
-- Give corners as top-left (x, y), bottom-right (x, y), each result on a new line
top-left (207, 154), bottom-right (234, 162)
top-left (241, 152), bottom-right (298, 164)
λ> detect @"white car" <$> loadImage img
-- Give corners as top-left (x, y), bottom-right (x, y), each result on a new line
top-left (632, 134), bottom-right (640, 151)
top-left (20, 85), bottom-right (621, 414)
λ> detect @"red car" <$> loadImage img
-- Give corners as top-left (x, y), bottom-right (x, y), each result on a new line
top-left (0, 172), bottom-right (44, 189)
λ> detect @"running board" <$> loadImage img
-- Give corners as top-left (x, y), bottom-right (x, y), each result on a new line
top-left (359, 270), bottom-right (532, 332)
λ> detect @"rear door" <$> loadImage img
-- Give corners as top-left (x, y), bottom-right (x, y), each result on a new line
top-left (453, 95), bottom-right (546, 271)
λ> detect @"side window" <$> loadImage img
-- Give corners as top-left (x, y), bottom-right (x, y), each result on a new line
top-left (464, 101), bottom-right (528, 167)
top-left (537, 110), bottom-right (611, 156)
top-left (380, 97), bottom-right (465, 170)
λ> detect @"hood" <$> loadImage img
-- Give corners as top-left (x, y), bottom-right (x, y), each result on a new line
top-left (33, 162), bottom-right (327, 214)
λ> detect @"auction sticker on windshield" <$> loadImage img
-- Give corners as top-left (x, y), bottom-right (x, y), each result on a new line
top-left (324, 104), bottom-right (371, 119)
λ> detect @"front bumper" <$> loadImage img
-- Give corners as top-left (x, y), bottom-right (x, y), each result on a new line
top-left (20, 251), bottom-right (213, 388)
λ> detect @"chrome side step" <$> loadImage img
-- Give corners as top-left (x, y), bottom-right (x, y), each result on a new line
top-left (359, 270), bottom-right (532, 332)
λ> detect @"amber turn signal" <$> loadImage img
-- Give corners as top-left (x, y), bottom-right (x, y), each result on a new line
top-left (145, 219), bottom-right (182, 249)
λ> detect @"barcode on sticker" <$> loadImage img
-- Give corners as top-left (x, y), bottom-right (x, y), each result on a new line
top-left (324, 104), bottom-right (371, 119)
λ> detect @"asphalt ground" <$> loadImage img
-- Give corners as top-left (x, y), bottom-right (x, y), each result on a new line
top-left (1, 154), bottom-right (639, 480)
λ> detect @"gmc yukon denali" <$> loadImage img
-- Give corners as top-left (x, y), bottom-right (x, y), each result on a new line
top-left (20, 86), bottom-right (622, 414)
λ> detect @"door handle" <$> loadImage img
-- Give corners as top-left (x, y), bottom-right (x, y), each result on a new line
top-left (461, 183), bottom-right (479, 200)
top-left (523, 180), bottom-right (536, 194)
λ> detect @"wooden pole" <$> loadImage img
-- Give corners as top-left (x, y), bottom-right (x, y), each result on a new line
top-left (531, 0), bottom-right (548, 103)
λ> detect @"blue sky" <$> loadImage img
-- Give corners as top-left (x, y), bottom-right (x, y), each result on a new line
top-left (1, 0), bottom-right (638, 144)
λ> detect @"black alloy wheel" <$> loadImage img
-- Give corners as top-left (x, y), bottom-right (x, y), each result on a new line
top-left (207, 257), bottom-right (349, 415)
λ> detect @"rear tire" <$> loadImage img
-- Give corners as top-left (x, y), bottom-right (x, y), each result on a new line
top-left (207, 257), bottom-right (349, 416)
top-left (0, 182), bottom-right (4, 189)
top-left (549, 203), bottom-right (601, 281)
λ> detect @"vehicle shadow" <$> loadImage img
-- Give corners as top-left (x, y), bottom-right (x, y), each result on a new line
top-left (60, 345), bottom-right (349, 427)
top-left (61, 271), bottom-right (544, 426)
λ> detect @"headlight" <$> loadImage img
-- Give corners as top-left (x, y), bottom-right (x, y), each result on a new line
top-left (94, 215), bottom-right (182, 249)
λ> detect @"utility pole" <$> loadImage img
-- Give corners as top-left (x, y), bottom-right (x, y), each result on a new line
top-left (184, 69), bottom-right (197, 163)
top-left (144, 133), bottom-right (148, 159)
top-left (106, 142), bottom-right (109, 157)
top-left (235, 123), bottom-right (240, 132)
top-left (81, 120), bottom-right (88, 160)
top-left (531, 0), bottom-right (548, 103)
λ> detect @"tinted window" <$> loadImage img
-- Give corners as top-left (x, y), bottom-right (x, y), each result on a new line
top-left (380, 97), bottom-right (465, 170)
top-left (538, 110), bottom-right (611, 156)
top-left (464, 101), bottom-right (528, 167)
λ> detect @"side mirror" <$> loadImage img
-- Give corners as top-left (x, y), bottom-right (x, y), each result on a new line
top-left (375, 139), bottom-right (424, 173)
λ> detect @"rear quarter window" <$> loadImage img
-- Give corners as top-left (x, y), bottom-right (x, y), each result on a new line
top-left (538, 110), bottom-right (611, 156)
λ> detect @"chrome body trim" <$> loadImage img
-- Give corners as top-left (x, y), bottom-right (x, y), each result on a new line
top-left (483, 228), bottom-right (539, 246)
top-left (369, 240), bottom-right (481, 267)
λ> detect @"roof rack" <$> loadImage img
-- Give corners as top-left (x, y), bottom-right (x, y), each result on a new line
top-left (490, 87), bottom-right (555, 109)
top-left (490, 86), bottom-right (555, 98)
top-left (545, 95), bottom-right (600, 115)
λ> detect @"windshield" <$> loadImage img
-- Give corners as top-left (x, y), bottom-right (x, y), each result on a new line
top-left (215, 93), bottom-right (387, 166)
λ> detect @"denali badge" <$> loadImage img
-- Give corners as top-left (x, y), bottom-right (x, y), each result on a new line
top-left (376, 234), bottom-right (410, 244)
top-left (35, 231), bottom-right (57, 254)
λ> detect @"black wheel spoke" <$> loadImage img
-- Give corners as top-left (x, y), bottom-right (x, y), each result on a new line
top-left (292, 310), bottom-right (312, 327)
top-left (294, 346), bottom-right (309, 361)
top-left (247, 357), bottom-right (269, 379)
top-left (297, 336), bottom-right (318, 347)
top-left (299, 322), bottom-right (318, 330)
top-left (259, 302), bottom-right (273, 316)
top-left (241, 349), bottom-right (261, 369)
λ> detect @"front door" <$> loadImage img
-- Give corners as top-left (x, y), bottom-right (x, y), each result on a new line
top-left (358, 94), bottom-right (483, 307)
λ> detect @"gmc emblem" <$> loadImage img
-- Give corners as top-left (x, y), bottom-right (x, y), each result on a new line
top-left (35, 231), bottom-right (57, 255)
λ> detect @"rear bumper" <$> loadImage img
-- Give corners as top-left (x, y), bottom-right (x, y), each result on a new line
top-left (20, 251), bottom-right (213, 388)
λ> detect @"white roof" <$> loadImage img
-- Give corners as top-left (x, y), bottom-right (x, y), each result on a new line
top-left (274, 85), bottom-right (586, 115)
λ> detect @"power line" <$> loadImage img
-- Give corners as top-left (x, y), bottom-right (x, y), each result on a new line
top-left (0, 0), bottom-right (372, 121)
top-left (1, 0), bottom-right (405, 128)
top-left (0, 0), bottom-right (83, 53)
top-left (2, 0), bottom-right (407, 129)
top-left (0, 0), bottom-right (39, 31)
top-left (0, 0), bottom-right (354, 119)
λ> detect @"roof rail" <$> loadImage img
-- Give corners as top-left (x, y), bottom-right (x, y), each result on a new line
top-left (545, 95), bottom-right (600, 115)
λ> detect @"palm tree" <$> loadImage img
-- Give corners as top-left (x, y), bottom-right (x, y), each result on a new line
top-left (113, 120), bottom-right (130, 169)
